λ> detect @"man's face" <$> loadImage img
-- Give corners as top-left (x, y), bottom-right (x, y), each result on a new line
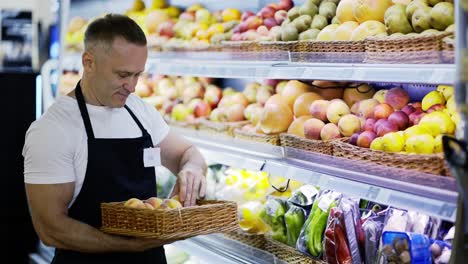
top-left (88, 37), bottom-right (147, 108)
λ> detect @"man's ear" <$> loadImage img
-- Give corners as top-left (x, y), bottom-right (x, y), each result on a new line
top-left (82, 51), bottom-right (94, 73)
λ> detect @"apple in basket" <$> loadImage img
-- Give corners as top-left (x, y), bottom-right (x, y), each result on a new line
top-left (145, 197), bottom-right (164, 209)
top-left (124, 198), bottom-right (146, 209)
top-left (161, 195), bottom-right (184, 209)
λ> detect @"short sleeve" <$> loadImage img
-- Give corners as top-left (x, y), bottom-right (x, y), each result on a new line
top-left (146, 103), bottom-right (170, 146)
top-left (23, 119), bottom-right (76, 184)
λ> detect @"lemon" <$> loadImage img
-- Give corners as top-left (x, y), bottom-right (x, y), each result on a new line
top-left (446, 96), bottom-right (456, 112)
top-left (370, 137), bottom-right (384, 151)
top-left (404, 125), bottom-right (431, 139)
top-left (436, 85), bottom-right (454, 100)
top-left (419, 111), bottom-right (455, 135)
top-left (419, 123), bottom-right (442, 137)
top-left (382, 132), bottom-right (405, 152)
top-left (405, 134), bottom-right (435, 154)
top-left (434, 135), bottom-right (443, 153)
top-left (422, 91), bottom-right (445, 111)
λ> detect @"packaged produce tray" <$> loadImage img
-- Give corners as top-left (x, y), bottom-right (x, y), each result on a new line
top-left (198, 119), bottom-right (249, 137)
top-left (331, 138), bottom-right (449, 176)
top-left (101, 200), bottom-right (238, 240)
top-left (221, 41), bottom-right (260, 52)
top-left (265, 237), bottom-right (325, 264)
top-left (234, 128), bottom-right (280, 146)
top-left (280, 133), bottom-right (334, 156)
top-left (364, 33), bottom-right (452, 64)
top-left (224, 229), bottom-right (267, 250)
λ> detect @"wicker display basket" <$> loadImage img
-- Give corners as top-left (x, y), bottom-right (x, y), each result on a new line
top-left (364, 33), bottom-right (452, 64)
top-left (198, 119), bottom-right (250, 137)
top-left (265, 237), bottom-right (324, 264)
top-left (331, 138), bottom-right (448, 176)
top-left (101, 200), bottom-right (238, 240)
top-left (297, 40), bottom-right (365, 63)
top-left (163, 115), bottom-right (199, 130)
top-left (442, 36), bottom-right (455, 63)
top-left (258, 41), bottom-right (299, 52)
top-left (280, 133), bottom-right (334, 156)
top-left (221, 41), bottom-right (260, 52)
top-left (224, 229), bottom-right (267, 250)
top-left (234, 128), bottom-right (281, 145)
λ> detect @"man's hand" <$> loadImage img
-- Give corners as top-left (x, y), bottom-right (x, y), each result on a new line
top-left (172, 167), bottom-right (206, 207)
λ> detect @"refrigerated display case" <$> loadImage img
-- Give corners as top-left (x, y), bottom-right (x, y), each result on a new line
top-left (33, 0), bottom-right (468, 263)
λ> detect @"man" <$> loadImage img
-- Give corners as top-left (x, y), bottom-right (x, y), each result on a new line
top-left (22, 14), bottom-right (207, 263)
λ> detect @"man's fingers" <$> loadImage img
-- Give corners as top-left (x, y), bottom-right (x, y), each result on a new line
top-left (178, 173), bottom-right (187, 203)
top-left (191, 177), bottom-right (199, 206)
top-left (184, 172), bottom-right (193, 207)
top-left (199, 175), bottom-right (206, 198)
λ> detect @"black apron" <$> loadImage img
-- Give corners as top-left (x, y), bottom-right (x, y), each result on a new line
top-left (52, 82), bottom-right (167, 263)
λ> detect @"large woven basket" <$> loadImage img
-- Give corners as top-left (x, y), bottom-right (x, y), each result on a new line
top-left (265, 237), bottom-right (324, 264)
top-left (258, 41), bottom-right (299, 52)
top-left (101, 200), bottom-right (238, 240)
top-left (224, 229), bottom-right (267, 250)
top-left (280, 133), bottom-right (334, 156)
top-left (198, 119), bottom-right (250, 137)
top-left (163, 115), bottom-right (199, 130)
top-left (441, 36), bottom-right (455, 63)
top-left (221, 41), bottom-right (260, 52)
top-left (332, 138), bottom-right (448, 176)
top-left (234, 128), bottom-right (281, 145)
top-left (364, 33), bottom-right (452, 64)
top-left (297, 40), bottom-right (365, 63)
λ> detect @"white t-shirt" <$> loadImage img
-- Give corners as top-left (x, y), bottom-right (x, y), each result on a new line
top-left (22, 94), bottom-right (170, 206)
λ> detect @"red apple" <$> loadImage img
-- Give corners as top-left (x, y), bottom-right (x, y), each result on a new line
top-left (384, 87), bottom-right (410, 110)
top-left (267, 3), bottom-right (279, 10)
top-left (388, 111), bottom-right (409, 130)
top-left (357, 131), bottom-right (377, 148)
top-left (204, 86), bottom-right (222, 108)
top-left (157, 21), bottom-right (175, 38)
top-left (278, 0), bottom-right (294, 11)
top-left (409, 110), bottom-right (426, 125)
top-left (194, 101), bottom-right (212, 118)
top-left (427, 104), bottom-right (446, 113)
top-left (257, 25), bottom-right (269, 36)
top-left (349, 132), bottom-right (361, 145)
top-left (373, 119), bottom-right (387, 133)
top-left (263, 79), bottom-right (280, 87)
top-left (239, 21), bottom-right (249, 33)
top-left (241, 11), bottom-right (255, 21)
top-left (401, 104), bottom-right (416, 116)
top-left (179, 11), bottom-right (195, 21)
top-left (304, 118), bottom-right (326, 140)
top-left (245, 16), bottom-right (263, 30)
top-left (376, 120), bottom-right (399, 137)
top-left (231, 33), bottom-right (242, 41)
top-left (411, 102), bottom-right (422, 108)
top-left (320, 123), bottom-right (342, 140)
top-left (364, 118), bottom-right (377, 132)
top-left (258, 6), bottom-right (276, 19)
top-left (263, 17), bottom-right (278, 29)
top-left (374, 103), bottom-right (394, 120)
top-left (274, 10), bottom-right (288, 25)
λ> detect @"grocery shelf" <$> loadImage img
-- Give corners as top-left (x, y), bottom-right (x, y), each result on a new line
top-left (61, 52), bottom-right (456, 84)
top-left (174, 126), bottom-right (459, 222)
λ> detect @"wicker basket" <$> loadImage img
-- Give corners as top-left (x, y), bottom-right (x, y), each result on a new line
top-left (297, 40), bottom-right (365, 63)
top-left (221, 41), bottom-right (260, 52)
top-left (280, 133), bottom-right (334, 156)
top-left (265, 237), bottom-right (324, 264)
top-left (441, 36), bottom-right (455, 63)
top-left (234, 129), bottom-right (281, 145)
top-left (224, 229), bottom-right (267, 250)
top-left (332, 138), bottom-right (448, 176)
top-left (258, 41), bottom-right (299, 52)
top-left (163, 115), bottom-right (199, 130)
top-left (364, 33), bottom-right (452, 64)
top-left (198, 119), bottom-right (250, 137)
top-left (101, 200), bottom-right (238, 240)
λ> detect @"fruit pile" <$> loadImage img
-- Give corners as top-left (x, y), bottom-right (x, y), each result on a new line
top-left (123, 196), bottom-right (182, 210)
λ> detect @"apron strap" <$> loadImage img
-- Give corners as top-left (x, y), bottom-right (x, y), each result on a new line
top-left (124, 105), bottom-right (150, 136)
top-left (75, 81), bottom-right (95, 139)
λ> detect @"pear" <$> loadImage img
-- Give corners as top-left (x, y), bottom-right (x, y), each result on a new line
top-left (421, 29), bottom-right (441, 35)
top-left (311, 14), bottom-right (329, 30)
top-left (293, 15), bottom-right (313, 32)
top-left (430, 2), bottom-right (454, 30)
top-left (331, 16), bottom-right (340, 24)
top-left (428, 0), bottom-right (443, 6)
top-left (390, 32), bottom-right (405, 38)
top-left (406, 0), bottom-right (430, 21)
top-left (304, 0), bottom-right (322, 6)
top-left (323, 0), bottom-right (340, 4)
top-left (288, 7), bottom-right (301, 20)
top-left (299, 2), bottom-right (319, 17)
top-left (445, 24), bottom-right (455, 32)
top-left (319, 1), bottom-right (337, 21)
top-left (412, 7), bottom-right (432, 33)
top-left (385, 4), bottom-right (414, 34)
top-left (299, 28), bottom-right (321, 40)
top-left (281, 24), bottom-right (299, 41)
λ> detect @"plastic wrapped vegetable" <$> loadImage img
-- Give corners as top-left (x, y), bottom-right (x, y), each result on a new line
top-left (383, 208), bottom-right (410, 234)
top-left (362, 217), bottom-right (383, 264)
top-left (238, 201), bottom-right (270, 234)
top-left (297, 190), bottom-right (342, 257)
top-left (260, 197), bottom-right (288, 243)
top-left (339, 197), bottom-right (362, 264)
top-left (324, 207), bottom-right (352, 264)
top-left (288, 185), bottom-right (319, 208)
top-left (285, 204), bottom-right (306, 247)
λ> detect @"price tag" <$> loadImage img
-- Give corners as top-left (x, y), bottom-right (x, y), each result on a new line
top-left (143, 147), bottom-right (161, 168)
top-left (439, 203), bottom-right (456, 218)
top-left (365, 186), bottom-right (381, 200)
top-left (318, 194), bottom-right (334, 212)
top-left (300, 185), bottom-right (318, 199)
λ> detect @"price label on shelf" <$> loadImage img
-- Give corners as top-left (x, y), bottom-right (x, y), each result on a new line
top-left (438, 203), bottom-right (457, 219)
top-left (365, 186), bottom-right (381, 200)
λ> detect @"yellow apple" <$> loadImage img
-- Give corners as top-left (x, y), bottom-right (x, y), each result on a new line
top-left (434, 135), bottom-right (443, 153)
top-left (419, 111), bottom-right (455, 135)
top-left (446, 96), bottom-right (456, 112)
top-left (436, 85), bottom-right (454, 100)
top-left (404, 125), bottom-right (431, 139)
top-left (350, 20), bottom-right (387, 41)
top-left (124, 198), bottom-right (145, 209)
top-left (405, 134), bottom-right (435, 154)
top-left (373, 89), bottom-right (387, 103)
top-left (370, 137), bottom-right (384, 151)
top-left (418, 123), bottom-right (442, 137)
top-left (382, 132), bottom-right (405, 152)
top-left (334, 21), bottom-right (360, 41)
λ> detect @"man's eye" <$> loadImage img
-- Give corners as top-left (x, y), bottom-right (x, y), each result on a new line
top-left (118, 73), bottom-right (129, 78)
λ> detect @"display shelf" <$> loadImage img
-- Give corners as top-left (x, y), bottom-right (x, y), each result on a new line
top-left (61, 52), bottom-right (455, 84)
top-left (174, 126), bottom-right (458, 222)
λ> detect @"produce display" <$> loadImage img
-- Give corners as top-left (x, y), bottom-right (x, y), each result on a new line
top-left (123, 195), bottom-right (183, 209)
